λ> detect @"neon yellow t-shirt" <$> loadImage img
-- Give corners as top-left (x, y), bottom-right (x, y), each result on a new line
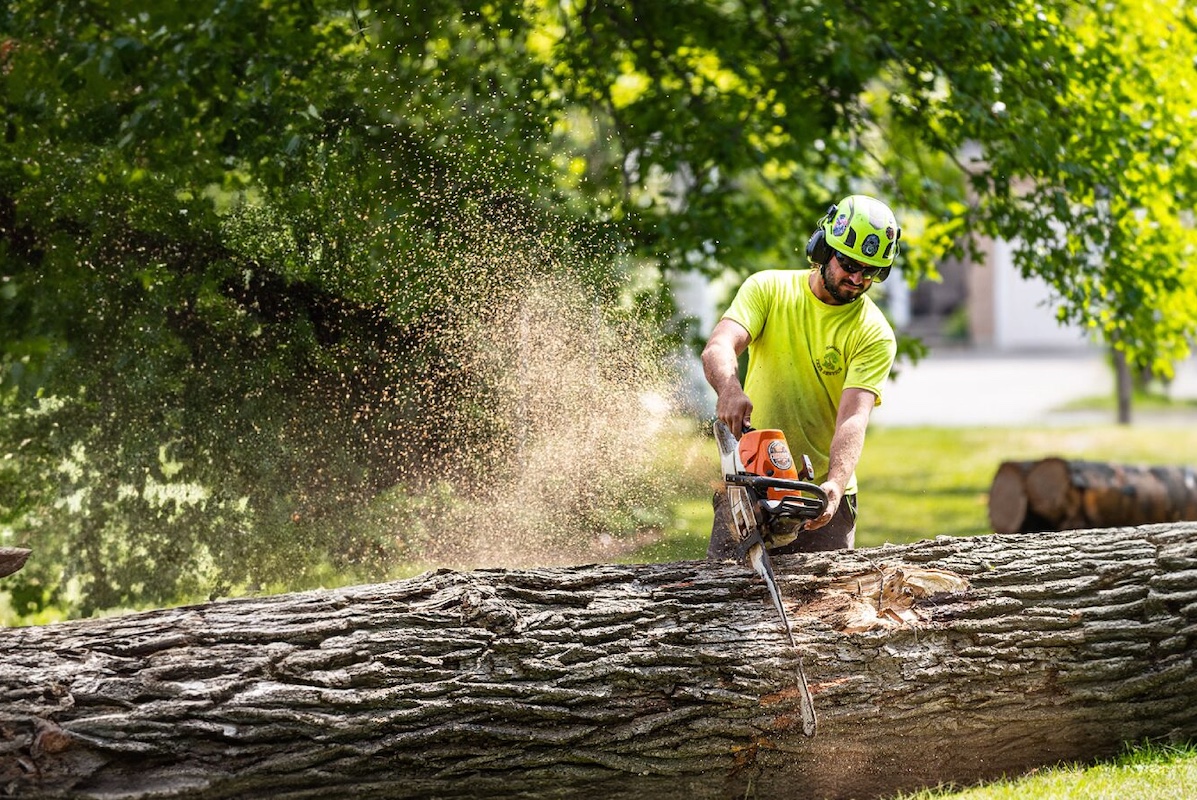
top-left (723, 269), bottom-right (896, 494)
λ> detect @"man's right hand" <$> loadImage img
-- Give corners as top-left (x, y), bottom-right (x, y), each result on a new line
top-left (715, 386), bottom-right (753, 438)
top-left (807, 479), bottom-right (843, 531)
top-left (701, 318), bottom-right (754, 437)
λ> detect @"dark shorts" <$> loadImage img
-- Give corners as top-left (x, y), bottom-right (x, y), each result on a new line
top-left (705, 489), bottom-right (857, 561)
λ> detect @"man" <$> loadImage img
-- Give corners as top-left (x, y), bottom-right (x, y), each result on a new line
top-left (702, 194), bottom-right (900, 558)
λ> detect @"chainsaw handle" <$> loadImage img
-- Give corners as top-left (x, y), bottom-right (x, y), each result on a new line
top-left (725, 474), bottom-right (825, 496)
top-left (724, 474), bottom-right (829, 520)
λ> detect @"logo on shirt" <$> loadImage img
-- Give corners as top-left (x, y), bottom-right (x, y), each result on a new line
top-left (819, 345), bottom-right (844, 376)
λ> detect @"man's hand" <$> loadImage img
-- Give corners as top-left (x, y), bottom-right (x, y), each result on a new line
top-left (702, 319), bottom-right (754, 437)
top-left (807, 479), bottom-right (843, 531)
top-left (715, 385), bottom-right (753, 438)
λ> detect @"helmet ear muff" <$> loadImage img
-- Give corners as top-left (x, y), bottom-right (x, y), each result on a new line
top-left (805, 204), bottom-right (836, 266)
top-left (805, 228), bottom-right (832, 266)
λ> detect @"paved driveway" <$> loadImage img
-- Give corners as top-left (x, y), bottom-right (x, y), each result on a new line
top-left (872, 349), bottom-right (1197, 427)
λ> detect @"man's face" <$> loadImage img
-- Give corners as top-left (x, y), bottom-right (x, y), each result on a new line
top-left (819, 252), bottom-right (873, 304)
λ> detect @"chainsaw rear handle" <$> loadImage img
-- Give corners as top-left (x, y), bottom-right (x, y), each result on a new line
top-left (724, 474), bottom-right (829, 519)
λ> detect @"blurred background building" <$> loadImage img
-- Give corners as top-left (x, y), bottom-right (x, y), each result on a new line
top-left (899, 237), bottom-right (1093, 352)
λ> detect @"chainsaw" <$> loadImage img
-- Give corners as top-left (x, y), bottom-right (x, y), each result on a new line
top-left (713, 420), bottom-right (828, 737)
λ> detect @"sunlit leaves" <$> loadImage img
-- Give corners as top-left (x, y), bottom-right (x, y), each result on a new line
top-left (5, 0), bottom-right (1197, 618)
top-left (985, 0), bottom-right (1197, 373)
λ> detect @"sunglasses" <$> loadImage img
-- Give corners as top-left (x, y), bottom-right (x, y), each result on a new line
top-left (834, 250), bottom-right (886, 279)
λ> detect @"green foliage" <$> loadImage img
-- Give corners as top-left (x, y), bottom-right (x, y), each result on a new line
top-left (942, 0), bottom-right (1197, 377)
top-left (0, 0), bottom-right (644, 617)
top-left (3, 0), bottom-right (1196, 616)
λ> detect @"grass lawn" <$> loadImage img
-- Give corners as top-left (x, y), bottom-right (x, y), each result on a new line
top-left (857, 422), bottom-right (1197, 548)
top-left (897, 742), bottom-right (1197, 800)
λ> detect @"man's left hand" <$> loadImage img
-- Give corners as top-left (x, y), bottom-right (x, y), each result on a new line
top-left (808, 480), bottom-right (843, 530)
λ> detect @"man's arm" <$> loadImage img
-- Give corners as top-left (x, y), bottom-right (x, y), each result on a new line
top-left (701, 318), bottom-right (753, 437)
top-left (807, 387), bottom-right (876, 530)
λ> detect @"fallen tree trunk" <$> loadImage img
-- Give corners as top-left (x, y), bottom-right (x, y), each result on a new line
top-left (989, 457), bottom-right (1197, 533)
top-left (4, 523), bottom-right (1197, 800)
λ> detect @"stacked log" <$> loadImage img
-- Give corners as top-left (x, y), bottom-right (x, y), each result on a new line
top-left (989, 457), bottom-right (1197, 534)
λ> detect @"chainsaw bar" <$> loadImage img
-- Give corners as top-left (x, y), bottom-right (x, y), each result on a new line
top-left (714, 420), bottom-right (818, 737)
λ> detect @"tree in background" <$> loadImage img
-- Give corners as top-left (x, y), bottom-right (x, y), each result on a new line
top-left (548, 0), bottom-right (1197, 367)
top-left (2, 0), bottom-right (1194, 618)
top-left (1, 1), bottom-right (653, 617)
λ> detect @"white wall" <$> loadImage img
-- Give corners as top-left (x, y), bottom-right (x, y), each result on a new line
top-left (991, 238), bottom-right (1095, 350)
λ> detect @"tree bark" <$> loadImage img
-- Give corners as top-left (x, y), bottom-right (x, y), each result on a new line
top-left (4, 524), bottom-right (1197, 800)
top-left (990, 457), bottom-right (1197, 533)
top-left (1113, 346), bottom-right (1133, 425)
top-left (0, 547), bottom-right (31, 578)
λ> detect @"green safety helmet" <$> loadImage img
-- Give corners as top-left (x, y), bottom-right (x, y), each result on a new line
top-left (805, 194), bottom-right (901, 279)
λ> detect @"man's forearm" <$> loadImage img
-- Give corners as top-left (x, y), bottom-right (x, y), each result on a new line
top-left (826, 415), bottom-right (868, 491)
top-left (826, 388), bottom-right (877, 491)
top-left (701, 341), bottom-right (741, 396)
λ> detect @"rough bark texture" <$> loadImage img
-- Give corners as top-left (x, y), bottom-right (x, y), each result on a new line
top-left (0, 547), bottom-right (31, 579)
top-left (990, 457), bottom-right (1197, 534)
top-left (5, 523), bottom-right (1197, 800)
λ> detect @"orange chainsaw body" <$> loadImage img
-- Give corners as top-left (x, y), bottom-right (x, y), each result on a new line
top-left (737, 429), bottom-right (813, 501)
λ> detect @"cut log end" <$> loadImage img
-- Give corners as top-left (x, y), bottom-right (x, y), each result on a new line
top-left (1026, 456), bottom-right (1077, 522)
top-left (990, 458), bottom-right (1197, 533)
top-left (988, 461), bottom-right (1032, 534)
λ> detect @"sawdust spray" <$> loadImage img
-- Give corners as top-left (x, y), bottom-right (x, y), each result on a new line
top-left (317, 127), bottom-right (706, 575)
top-left (1, 18), bottom-right (719, 622)
top-left (410, 277), bottom-right (683, 568)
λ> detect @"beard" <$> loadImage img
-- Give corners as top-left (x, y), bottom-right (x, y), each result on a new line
top-left (819, 263), bottom-right (865, 305)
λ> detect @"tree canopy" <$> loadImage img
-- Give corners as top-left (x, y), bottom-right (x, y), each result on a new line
top-left (2, 0), bottom-right (1195, 618)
